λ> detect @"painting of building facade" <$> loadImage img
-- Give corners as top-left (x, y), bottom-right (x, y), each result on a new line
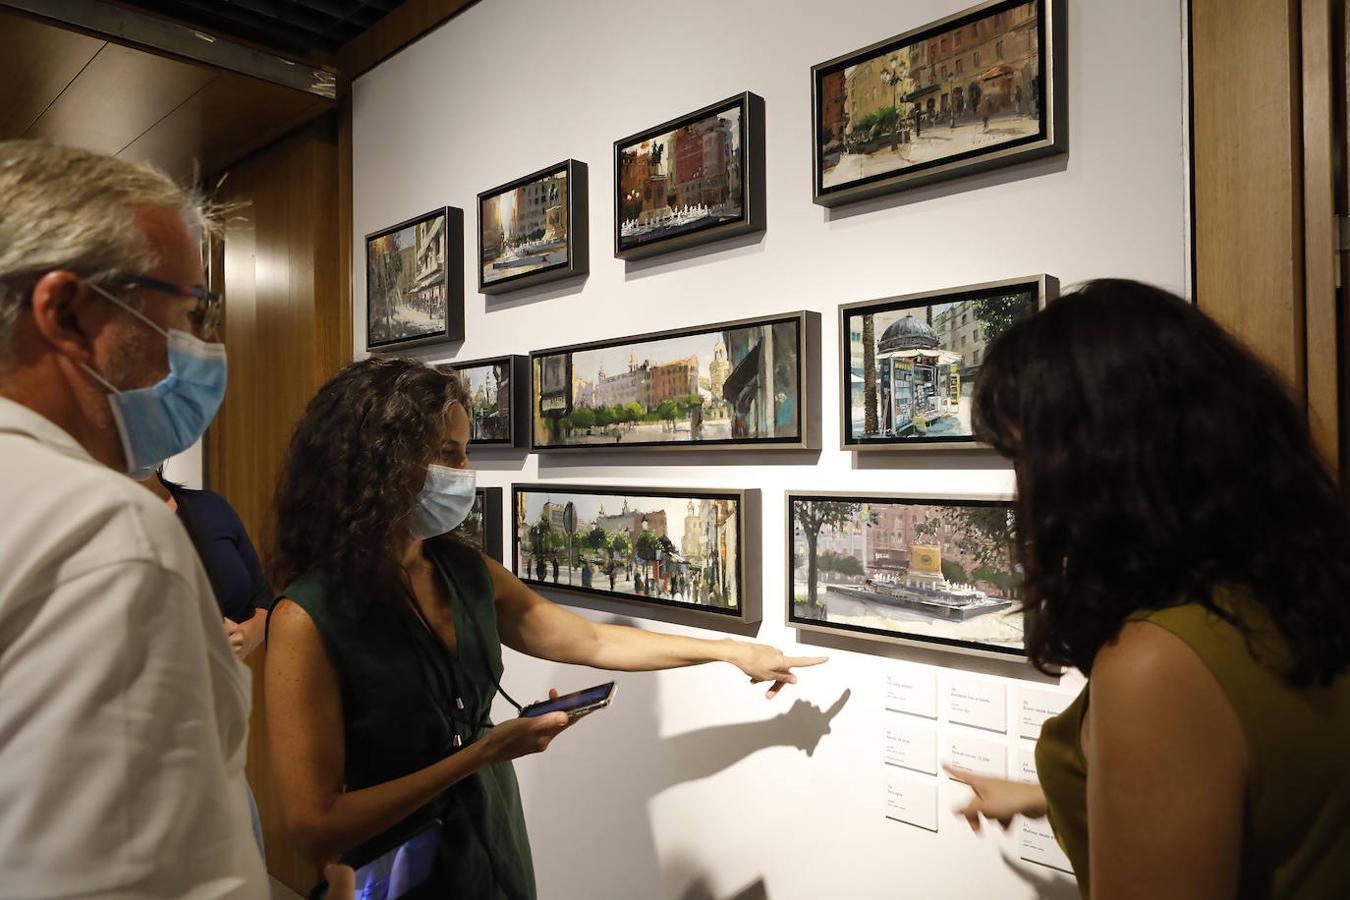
top-left (512, 485), bottom-right (747, 619)
top-left (813, 0), bottom-right (1064, 205)
top-left (842, 277), bottom-right (1051, 448)
top-left (529, 313), bottom-right (807, 450)
top-left (440, 357), bottom-right (523, 445)
top-left (789, 494), bottom-right (1023, 656)
top-left (614, 93), bottom-right (764, 259)
top-left (479, 160), bottom-right (587, 293)
top-left (366, 207), bottom-right (464, 350)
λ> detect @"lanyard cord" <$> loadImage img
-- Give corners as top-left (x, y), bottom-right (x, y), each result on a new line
top-left (427, 550), bottom-right (526, 715)
top-left (402, 549), bottom-right (524, 754)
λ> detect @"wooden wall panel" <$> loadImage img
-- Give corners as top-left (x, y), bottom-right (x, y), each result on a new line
top-left (1302, 0), bottom-right (1343, 469)
top-left (22, 42), bottom-right (214, 156)
top-left (0, 12), bottom-right (103, 136)
top-left (1192, 0), bottom-right (1306, 391)
top-left (209, 116), bottom-right (347, 896)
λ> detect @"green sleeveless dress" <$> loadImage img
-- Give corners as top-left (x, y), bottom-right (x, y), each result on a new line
top-left (1036, 589), bottom-right (1350, 898)
top-left (282, 539), bottom-right (536, 899)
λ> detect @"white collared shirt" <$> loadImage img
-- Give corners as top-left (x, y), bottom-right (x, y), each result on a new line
top-left (0, 397), bottom-right (267, 898)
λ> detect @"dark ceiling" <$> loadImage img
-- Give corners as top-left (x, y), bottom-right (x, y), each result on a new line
top-left (124, 0), bottom-right (403, 57)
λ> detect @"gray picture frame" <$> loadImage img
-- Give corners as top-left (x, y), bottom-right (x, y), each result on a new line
top-left (787, 489), bottom-right (1024, 660)
top-left (365, 206), bottom-right (465, 352)
top-left (614, 91), bottom-right (766, 261)
top-left (840, 274), bottom-right (1057, 451)
top-left (478, 159), bottom-right (589, 294)
top-left (812, 0), bottom-right (1067, 207)
top-left (511, 483), bottom-right (761, 625)
top-left (438, 355), bottom-right (531, 449)
top-left (528, 310), bottom-right (820, 453)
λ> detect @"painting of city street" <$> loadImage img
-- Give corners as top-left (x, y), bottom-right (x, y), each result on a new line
top-left (842, 276), bottom-right (1052, 448)
top-left (512, 485), bottom-right (747, 619)
top-left (788, 494), bottom-right (1023, 656)
top-left (813, 0), bottom-right (1064, 205)
top-left (440, 356), bottom-right (525, 446)
top-left (450, 487), bottom-right (502, 561)
top-left (366, 207), bottom-right (464, 350)
top-left (529, 313), bottom-right (807, 451)
top-left (479, 160), bottom-right (587, 293)
top-left (615, 92), bottom-right (764, 260)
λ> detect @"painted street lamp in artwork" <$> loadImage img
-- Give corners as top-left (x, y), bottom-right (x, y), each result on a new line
top-left (880, 55), bottom-right (903, 150)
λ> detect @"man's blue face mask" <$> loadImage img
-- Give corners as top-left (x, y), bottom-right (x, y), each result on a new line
top-left (79, 281), bottom-right (227, 477)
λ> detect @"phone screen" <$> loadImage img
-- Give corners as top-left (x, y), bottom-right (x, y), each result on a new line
top-left (339, 823), bottom-right (438, 900)
top-left (520, 682), bottom-right (614, 717)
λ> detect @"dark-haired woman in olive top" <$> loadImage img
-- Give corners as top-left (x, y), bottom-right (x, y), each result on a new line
top-left (944, 279), bottom-right (1350, 899)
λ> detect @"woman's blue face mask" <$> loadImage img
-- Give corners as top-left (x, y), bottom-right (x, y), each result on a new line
top-left (79, 282), bottom-right (227, 477)
top-left (410, 465), bottom-right (476, 540)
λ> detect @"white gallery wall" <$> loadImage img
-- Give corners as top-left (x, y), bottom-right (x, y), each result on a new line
top-left (352, 0), bottom-right (1187, 896)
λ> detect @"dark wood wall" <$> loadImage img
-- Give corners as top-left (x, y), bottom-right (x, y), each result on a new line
top-left (1191, 0), bottom-right (1346, 477)
top-left (208, 114), bottom-right (349, 894)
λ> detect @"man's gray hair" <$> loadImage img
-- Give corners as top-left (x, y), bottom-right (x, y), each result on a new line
top-left (0, 140), bottom-right (215, 364)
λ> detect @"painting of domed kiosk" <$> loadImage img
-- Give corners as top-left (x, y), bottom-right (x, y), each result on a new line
top-left (840, 275), bottom-right (1056, 450)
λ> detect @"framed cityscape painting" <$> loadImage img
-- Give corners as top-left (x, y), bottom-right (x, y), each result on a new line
top-left (450, 486), bottom-right (503, 562)
top-left (841, 275), bottom-right (1056, 450)
top-left (438, 355), bottom-right (530, 448)
top-left (787, 492), bottom-right (1023, 658)
top-left (614, 92), bottom-right (766, 260)
top-left (528, 311), bottom-right (819, 452)
top-left (512, 483), bottom-right (759, 623)
top-left (478, 160), bottom-right (588, 294)
top-left (812, 0), bottom-right (1066, 207)
top-left (365, 207), bottom-right (465, 351)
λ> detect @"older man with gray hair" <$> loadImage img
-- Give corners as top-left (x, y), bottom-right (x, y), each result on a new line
top-left (0, 141), bottom-right (266, 897)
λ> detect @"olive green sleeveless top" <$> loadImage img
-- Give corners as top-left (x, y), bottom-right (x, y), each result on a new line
top-left (281, 539), bottom-right (536, 899)
top-left (1036, 590), bottom-right (1350, 899)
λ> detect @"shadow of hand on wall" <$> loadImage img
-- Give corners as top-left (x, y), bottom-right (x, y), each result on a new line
top-left (664, 689), bottom-right (851, 787)
top-left (1000, 850), bottom-right (1078, 900)
top-left (676, 874), bottom-right (770, 900)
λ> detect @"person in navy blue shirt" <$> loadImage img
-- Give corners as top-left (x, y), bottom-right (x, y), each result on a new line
top-left (144, 470), bottom-right (270, 659)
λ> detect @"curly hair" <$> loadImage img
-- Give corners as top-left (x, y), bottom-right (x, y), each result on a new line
top-left (974, 279), bottom-right (1350, 684)
top-left (268, 356), bottom-right (471, 607)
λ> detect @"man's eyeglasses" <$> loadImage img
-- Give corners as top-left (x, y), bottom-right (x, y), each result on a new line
top-left (110, 275), bottom-right (223, 338)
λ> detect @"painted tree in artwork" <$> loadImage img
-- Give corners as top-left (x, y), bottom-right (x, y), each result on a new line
top-left (794, 501), bottom-right (863, 605)
top-left (369, 232), bottom-right (406, 338)
top-left (972, 290), bottom-right (1036, 346)
top-left (862, 314), bottom-right (879, 435)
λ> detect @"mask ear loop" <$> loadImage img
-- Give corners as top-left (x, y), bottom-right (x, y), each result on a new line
top-left (86, 280), bottom-right (170, 339)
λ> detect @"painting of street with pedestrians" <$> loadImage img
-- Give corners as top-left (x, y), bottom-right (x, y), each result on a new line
top-left (366, 207), bottom-right (464, 350)
top-left (813, 0), bottom-right (1063, 205)
top-left (841, 277), bottom-right (1051, 448)
top-left (512, 485), bottom-right (746, 618)
top-left (788, 493), bottom-right (1023, 656)
top-left (530, 313), bottom-right (807, 451)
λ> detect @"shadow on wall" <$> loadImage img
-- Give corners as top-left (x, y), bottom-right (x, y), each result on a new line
top-left (1001, 850), bottom-right (1078, 900)
top-left (676, 874), bottom-right (769, 900)
top-left (518, 625), bottom-right (850, 900)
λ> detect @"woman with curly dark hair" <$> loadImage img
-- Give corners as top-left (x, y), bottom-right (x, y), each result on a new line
top-left (944, 279), bottom-right (1350, 898)
top-left (264, 356), bottom-right (824, 899)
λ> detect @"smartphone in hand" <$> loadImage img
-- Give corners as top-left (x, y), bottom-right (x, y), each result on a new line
top-left (518, 681), bottom-right (616, 720)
